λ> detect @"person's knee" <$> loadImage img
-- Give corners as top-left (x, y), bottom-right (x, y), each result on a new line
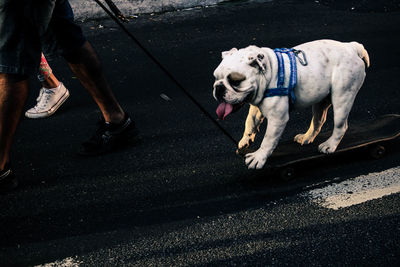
top-left (62, 40), bottom-right (91, 64)
top-left (62, 49), bottom-right (82, 64)
top-left (64, 41), bottom-right (103, 75)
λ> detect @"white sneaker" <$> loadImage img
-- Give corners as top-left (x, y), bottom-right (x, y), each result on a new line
top-left (25, 83), bottom-right (70, 119)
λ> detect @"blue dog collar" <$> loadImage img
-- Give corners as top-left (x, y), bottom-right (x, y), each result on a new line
top-left (264, 48), bottom-right (298, 107)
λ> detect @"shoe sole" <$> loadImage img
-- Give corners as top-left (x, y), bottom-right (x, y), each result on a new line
top-left (78, 127), bottom-right (139, 156)
top-left (25, 89), bottom-right (70, 119)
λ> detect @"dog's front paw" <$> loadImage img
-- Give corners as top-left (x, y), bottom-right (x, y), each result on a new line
top-left (244, 149), bottom-right (267, 169)
top-left (238, 133), bottom-right (255, 150)
top-left (318, 140), bottom-right (338, 154)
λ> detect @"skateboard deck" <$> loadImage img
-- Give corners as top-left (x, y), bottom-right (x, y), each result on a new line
top-left (238, 114), bottom-right (400, 179)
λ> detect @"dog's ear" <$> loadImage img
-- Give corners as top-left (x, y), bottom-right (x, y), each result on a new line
top-left (247, 53), bottom-right (266, 72)
top-left (222, 48), bottom-right (238, 59)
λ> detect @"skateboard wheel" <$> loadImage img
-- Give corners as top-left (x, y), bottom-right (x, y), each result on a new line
top-left (369, 145), bottom-right (386, 159)
top-left (280, 167), bottom-right (295, 181)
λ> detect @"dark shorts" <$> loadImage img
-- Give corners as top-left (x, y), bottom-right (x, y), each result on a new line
top-left (0, 0), bottom-right (86, 75)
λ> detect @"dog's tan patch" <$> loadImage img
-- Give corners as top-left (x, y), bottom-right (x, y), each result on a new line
top-left (228, 72), bottom-right (246, 87)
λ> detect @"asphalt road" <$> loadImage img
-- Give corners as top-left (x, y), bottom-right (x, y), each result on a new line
top-left (1, 0), bottom-right (400, 266)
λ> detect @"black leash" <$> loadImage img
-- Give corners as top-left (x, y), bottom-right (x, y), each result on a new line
top-left (93, 0), bottom-right (238, 146)
top-left (103, 0), bottom-right (129, 22)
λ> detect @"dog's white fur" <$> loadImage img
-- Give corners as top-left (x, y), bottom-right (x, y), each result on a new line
top-left (213, 39), bottom-right (370, 169)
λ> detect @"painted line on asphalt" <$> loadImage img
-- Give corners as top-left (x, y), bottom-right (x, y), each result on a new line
top-left (304, 166), bottom-right (400, 210)
top-left (35, 257), bottom-right (82, 267)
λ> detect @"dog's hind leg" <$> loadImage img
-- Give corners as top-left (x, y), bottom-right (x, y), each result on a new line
top-left (318, 74), bottom-right (365, 154)
top-left (238, 104), bottom-right (264, 149)
top-left (294, 96), bottom-right (331, 145)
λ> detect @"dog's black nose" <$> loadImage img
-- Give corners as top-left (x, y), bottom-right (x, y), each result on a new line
top-left (215, 83), bottom-right (226, 102)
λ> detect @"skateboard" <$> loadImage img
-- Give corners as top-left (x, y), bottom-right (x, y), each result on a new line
top-left (237, 114), bottom-right (400, 179)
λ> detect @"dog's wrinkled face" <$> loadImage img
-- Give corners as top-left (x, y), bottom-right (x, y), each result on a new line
top-left (213, 46), bottom-right (268, 120)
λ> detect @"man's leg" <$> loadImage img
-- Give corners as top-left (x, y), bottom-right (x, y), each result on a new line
top-left (45, 0), bottom-right (135, 155)
top-left (67, 41), bottom-right (125, 124)
top-left (0, 74), bottom-right (29, 170)
top-left (65, 41), bottom-right (136, 155)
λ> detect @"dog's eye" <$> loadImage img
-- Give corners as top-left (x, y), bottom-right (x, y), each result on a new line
top-left (228, 72), bottom-right (246, 88)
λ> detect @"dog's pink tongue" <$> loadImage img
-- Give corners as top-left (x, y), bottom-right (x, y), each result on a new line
top-left (216, 102), bottom-right (233, 120)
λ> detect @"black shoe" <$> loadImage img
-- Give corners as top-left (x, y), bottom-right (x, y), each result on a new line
top-left (79, 113), bottom-right (138, 156)
top-left (0, 163), bottom-right (18, 193)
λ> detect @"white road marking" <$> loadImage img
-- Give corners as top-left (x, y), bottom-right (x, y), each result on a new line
top-left (305, 166), bottom-right (400, 210)
top-left (35, 257), bottom-right (82, 267)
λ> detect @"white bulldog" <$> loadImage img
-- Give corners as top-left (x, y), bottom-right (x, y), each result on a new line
top-left (213, 39), bottom-right (370, 169)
